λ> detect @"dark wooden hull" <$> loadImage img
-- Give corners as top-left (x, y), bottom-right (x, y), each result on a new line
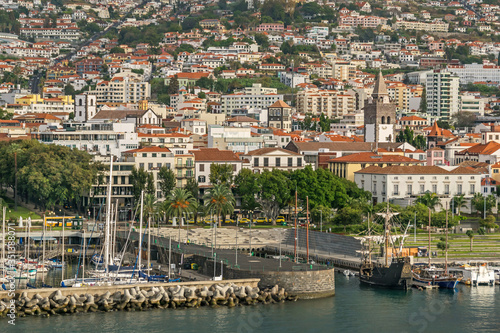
top-left (359, 258), bottom-right (412, 290)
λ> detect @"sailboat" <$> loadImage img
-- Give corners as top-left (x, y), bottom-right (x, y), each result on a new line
top-left (359, 203), bottom-right (412, 290)
top-left (412, 204), bottom-right (459, 289)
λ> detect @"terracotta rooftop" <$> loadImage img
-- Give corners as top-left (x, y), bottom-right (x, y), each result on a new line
top-left (124, 146), bottom-right (171, 154)
top-left (268, 100), bottom-right (291, 108)
top-left (243, 147), bottom-right (300, 156)
top-left (189, 148), bottom-right (240, 162)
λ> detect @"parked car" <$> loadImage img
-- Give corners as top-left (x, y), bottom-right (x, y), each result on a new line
top-left (239, 218), bottom-right (250, 224)
top-left (276, 216), bottom-right (285, 223)
top-left (256, 217), bottom-right (267, 223)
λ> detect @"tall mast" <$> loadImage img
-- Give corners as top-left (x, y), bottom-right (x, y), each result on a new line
top-left (445, 202), bottom-right (449, 274)
top-left (294, 189), bottom-right (297, 263)
top-left (2, 207), bottom-right (5, 278)
top-left (368, 211), bottom-right (372, 265)
top-left (61, 215), bottom-right (65, 282)
top-left (113, 199), bottom-right (119, 262)
top-left (138, 190), bottom-right (144, 270)
top-left (104, 158), bottom-right (113, 274)
top-left (428, 207), bottom-right (431, 268)
top-left (384, 202), bottom-right (389, 267)
top-left (147, 215), bottom-right (151, 275)
top-left (83, 230), bottom-right (86, 282)
top-left (42, 214), bottom-right (45, 283)
top-left (306, 196), bottom-right (309, 263)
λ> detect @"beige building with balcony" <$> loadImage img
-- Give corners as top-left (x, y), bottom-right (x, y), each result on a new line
top-left (296, 89), bottom-right (355, 118)
top-left (240, 147), bottom-right (310, 173)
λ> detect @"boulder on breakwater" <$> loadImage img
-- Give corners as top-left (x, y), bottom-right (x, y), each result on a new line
top-left (0, 284), bottom-right (298, 318)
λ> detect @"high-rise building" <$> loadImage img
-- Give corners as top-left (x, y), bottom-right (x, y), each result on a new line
top-left (364, 72), bottom-right (396, 143)
top-left (425, 69), bottom-right (459, 120)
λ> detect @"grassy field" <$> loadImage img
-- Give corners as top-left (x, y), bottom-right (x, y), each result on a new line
top-left (403, 232), bottom-right (500, 259)
top-left (1, 195), bottom-right (42, 220)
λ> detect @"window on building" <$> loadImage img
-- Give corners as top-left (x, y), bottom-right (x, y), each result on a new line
top-left (288, 157), bottom-right (293, 167)
top-left (470, 184), bottom-right (475, 194)
top-left (432, 184), bottom-right (437, 193)
top-left (152, 153), bottom-right (157, 158)
top-left (420, 185), bottom-right (425, 194)
top-left (276, 158), bottom-right (281, 167)
top-left (142, 153), bottom-right (147, 157)
top-left (157, 163), bottom-right (162, 168)
top-left (264, 158), bottom-right (269, 167)
top-left (394, 184), bottom-right (399, 195)
top-left (457, 184), bottom-right (462, 195)
top-left (148, 163), bottom-right (153, 170)
top-left (233, 164), bottom-right (237, 172)
top-left (297, 158), bottom-right (302, 167)
top-left (444, 184), bottom-right (449, 194)
top-left (198, 176), bottom-right (206, 183)
top-left (139, 163), bottom-right (144, 169)
top-left (200, 164), bottom-right (205, 172)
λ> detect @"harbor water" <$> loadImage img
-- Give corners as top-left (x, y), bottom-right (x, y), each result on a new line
top-left (8, 272), bottom-right (500, 333)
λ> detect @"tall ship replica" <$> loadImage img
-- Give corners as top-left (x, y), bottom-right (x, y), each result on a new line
top-left (358, 204), bottom-right (413, 290)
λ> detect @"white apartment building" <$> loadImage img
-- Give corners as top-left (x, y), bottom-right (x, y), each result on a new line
top-left (395, 20), bottom-right (449, 32)
top-left (35, 122), bottom-right (139, 157)
top-left (90, 76), bottom-right (151, 104)
top-left (220, 84), bottom-right (283, 115)
top-left (354, 165), bottom-right (481, 208)
top-left (459, 94), bottom-right (485, 116)
top-left (20, 27), bottom-right (81, 40)
top-left (190, 148), bottom-right (243, 186)
top-left (447, 64), bottom-right (500, 85)
top-left (425, 69), bottom-right (460, 120)
top-left (296, 88), bottom-right (356, 118)
top-left (208, 125), bottom-right (264, 153)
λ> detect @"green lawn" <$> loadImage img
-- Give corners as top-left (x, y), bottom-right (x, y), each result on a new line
top-left (1, 195), bottom-right (42, 220)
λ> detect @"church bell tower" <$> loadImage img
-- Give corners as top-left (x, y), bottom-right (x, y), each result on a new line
top-left (364, 72), bottom-right (396, 143)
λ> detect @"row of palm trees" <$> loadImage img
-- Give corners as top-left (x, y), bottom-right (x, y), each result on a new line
top-left (141, 184), bottom-right (236, 228)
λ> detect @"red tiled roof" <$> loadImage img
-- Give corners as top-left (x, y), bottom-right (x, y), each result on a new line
top-left (124, 146), bottom-right (171, 154)
top-left (189, 148), bottom-right (240, 162)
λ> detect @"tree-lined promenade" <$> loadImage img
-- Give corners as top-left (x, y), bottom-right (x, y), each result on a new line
top-left (0, 140), bottom-right (498, 236)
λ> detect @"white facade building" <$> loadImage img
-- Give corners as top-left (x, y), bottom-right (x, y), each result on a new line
top-left (354, 165), bottom-right (481, 208)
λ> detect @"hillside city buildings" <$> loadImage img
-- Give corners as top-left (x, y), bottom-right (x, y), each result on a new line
top-left (1, 0), bottom-right (500, 214)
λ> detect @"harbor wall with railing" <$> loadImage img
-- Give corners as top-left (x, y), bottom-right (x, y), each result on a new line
top-left (129, 230), bottom-right (337, 299)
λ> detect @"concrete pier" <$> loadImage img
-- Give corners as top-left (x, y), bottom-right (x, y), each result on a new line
top-left (118, 231), bottom-right (336, 299)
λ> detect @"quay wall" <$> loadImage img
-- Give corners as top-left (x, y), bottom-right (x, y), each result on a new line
top-left (0, 278), bottom-right (260, 299)
top-left (168, 252), bottom-right (335, 299)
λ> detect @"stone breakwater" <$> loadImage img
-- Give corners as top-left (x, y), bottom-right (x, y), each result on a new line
top-left (0, 283), bottom-right (297, 318)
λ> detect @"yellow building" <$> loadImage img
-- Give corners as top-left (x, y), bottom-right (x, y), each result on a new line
top-left (387, 82), bottom-right (423, 112)
top-left (328, 152), bottom-right (424, 181)
top-left (15, 94), bottom-right (74, 105)
top-left (174, 154), bottom-right (195, 187)
top-left (491, 162), bottom-right (500, 182)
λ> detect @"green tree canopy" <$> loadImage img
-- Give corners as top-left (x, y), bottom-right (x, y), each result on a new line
top-left (209, 163), bottom-right (234, 186)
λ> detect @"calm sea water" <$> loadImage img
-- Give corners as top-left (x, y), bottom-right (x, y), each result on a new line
top-left (7, 273), bottom-right (500, 333)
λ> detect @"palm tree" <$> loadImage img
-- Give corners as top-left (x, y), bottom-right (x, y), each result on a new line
top-left (165, 188), bottom-right (196, 243)
top-left (416, 192), bottom-right (442, 211)
top-left (466, 230), bottom-right (474, 252)
top-left (452, 195), bottom-right (467, 216)
top-left (203, 184), bottom-right (235, 228)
